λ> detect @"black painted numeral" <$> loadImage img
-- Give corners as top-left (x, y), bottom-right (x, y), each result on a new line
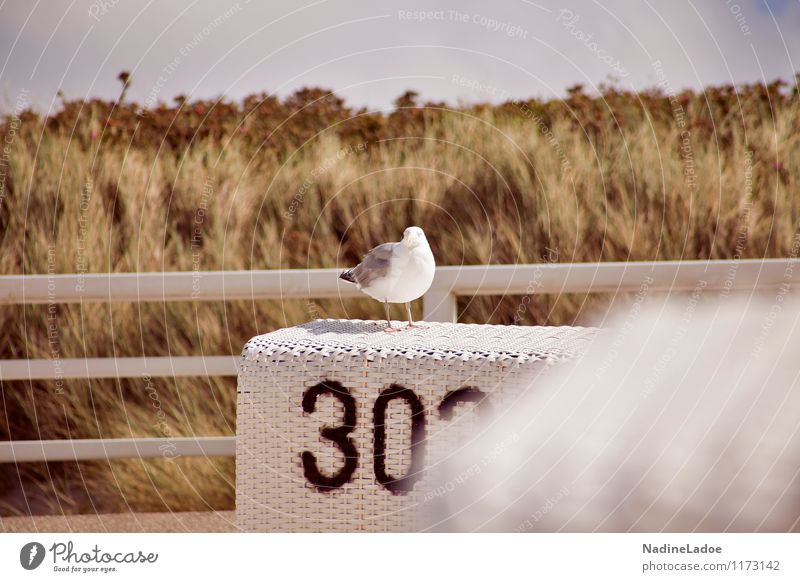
top-left (438, 386), bottom-right (492, 420)
top-left (301, 381), bottom-right (358, 491)
top-left (373, 384), bottom-right (426, 495)
top-left (301, 382), bottom-right (489, 493)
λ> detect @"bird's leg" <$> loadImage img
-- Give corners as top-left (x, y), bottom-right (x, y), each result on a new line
top-left (384, 300), bottom-right (398, 333)
top-left (406, 302), bottom-right (428, 329)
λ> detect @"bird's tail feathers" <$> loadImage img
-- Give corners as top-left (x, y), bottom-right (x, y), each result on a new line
top-left (339, 269), bottom-right (356, 283)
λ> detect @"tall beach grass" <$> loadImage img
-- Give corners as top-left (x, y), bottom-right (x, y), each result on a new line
top-left (1, 80), bottom-right (798, 514)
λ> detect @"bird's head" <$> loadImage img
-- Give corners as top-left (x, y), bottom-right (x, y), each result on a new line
top-left (401, 226), bottom-right (428, 248)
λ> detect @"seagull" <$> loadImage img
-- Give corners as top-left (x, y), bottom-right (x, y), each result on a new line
top-left (340, 226), bottom-right (436, 332)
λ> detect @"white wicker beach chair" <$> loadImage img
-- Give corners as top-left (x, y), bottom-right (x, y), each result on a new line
top-left (236, 319), bottom-right (598, 532)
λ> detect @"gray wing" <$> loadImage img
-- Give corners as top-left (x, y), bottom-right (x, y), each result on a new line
top-left (350, 243), bottom-right (396, 287)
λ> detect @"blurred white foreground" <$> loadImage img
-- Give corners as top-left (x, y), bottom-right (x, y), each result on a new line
top-left (426, 296), bottom-right (800, 532)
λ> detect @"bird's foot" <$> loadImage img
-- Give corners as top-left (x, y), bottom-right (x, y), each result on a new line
top-left (384, 326), bottom-right (400, 333)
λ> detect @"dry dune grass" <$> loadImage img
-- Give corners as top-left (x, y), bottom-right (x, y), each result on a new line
top-left (0, 81), bottom-right (798, 514)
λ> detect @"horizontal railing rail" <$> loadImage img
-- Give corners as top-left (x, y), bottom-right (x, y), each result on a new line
top-left (0, 437), bottom-right (235, 463)
top-left (0, 268), bottom-right (361, 305)
top-left (2, 258), bottom-right (798, 464)
top-left (422, 259), bottom-right (800, 321)
top-left (0, 356), bottom-right (240, 381)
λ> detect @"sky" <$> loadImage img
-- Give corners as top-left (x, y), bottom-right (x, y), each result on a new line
top-left (0, 0), bottom-right (799, 113)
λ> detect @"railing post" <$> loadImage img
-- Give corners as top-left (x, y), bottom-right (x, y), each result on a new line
top-left (422, 288), bottom-right (457, 322)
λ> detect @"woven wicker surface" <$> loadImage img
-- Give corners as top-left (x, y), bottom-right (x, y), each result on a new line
top-left (237, 320), bottom-right (599, 532)
top-left (242, 319), bottom-right (598, 363)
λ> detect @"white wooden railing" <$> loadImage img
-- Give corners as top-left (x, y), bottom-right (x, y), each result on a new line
top-left (1, 259), bottom-right (798, 463)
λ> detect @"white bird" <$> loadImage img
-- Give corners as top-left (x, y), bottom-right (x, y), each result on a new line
top-left (340, 226), bottom-right (436, 332)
